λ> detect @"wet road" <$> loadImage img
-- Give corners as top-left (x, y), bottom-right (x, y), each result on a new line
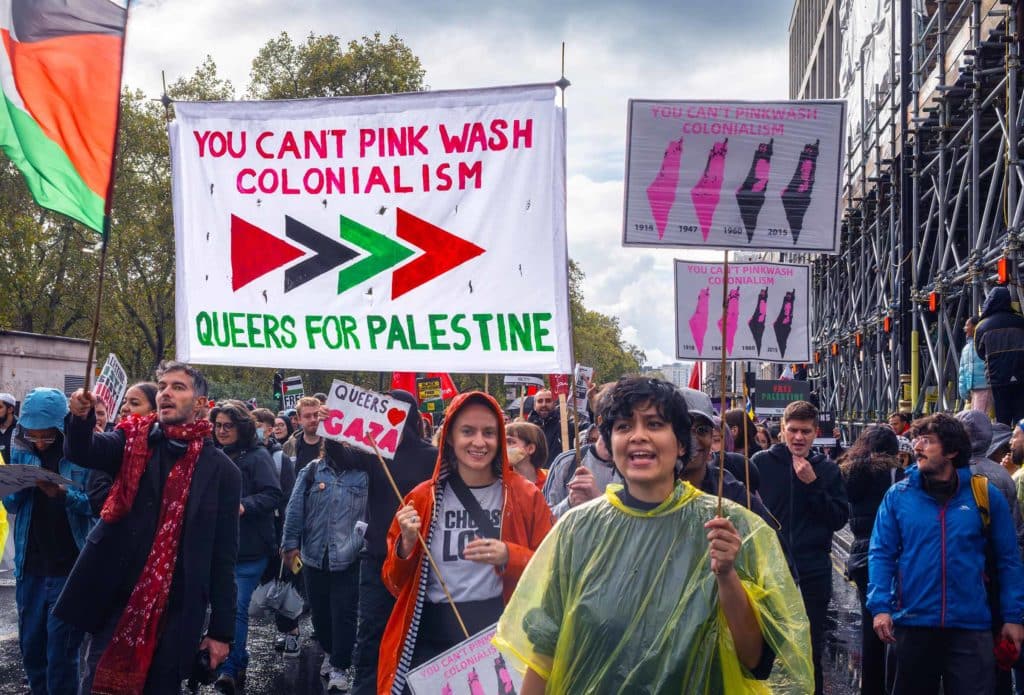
top-left (0, 547), bottom-right (865, 695)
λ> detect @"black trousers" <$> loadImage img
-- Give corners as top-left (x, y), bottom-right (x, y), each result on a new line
top-left (798, 569), bottom-right (832, 695)
top-left (351, 556), bottom-right (395, 695)
top-left (850, 566), bottom-right (889, 695)
top-left (304, 562), bottom-right (360, 670)
top-left (992, 383), bottom-right (1024, 427)
top-left (891, 626), bottom-right (993, 695)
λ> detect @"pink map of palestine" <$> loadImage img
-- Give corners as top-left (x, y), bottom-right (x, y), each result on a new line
top-left (716, 287), bottom-right (741, 355)
top-left (646, 136), bottom-right (684, 239)
top-left (690, 138), bottom-right (729, 241)
top-left (688, 287), bottom-right (711, 354)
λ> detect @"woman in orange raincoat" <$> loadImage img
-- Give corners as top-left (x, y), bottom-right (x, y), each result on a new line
top-left (378, 391), bottom-right (553, 694)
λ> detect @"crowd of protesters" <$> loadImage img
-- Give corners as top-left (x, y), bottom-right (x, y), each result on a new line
top-left (0, 285), bottom-right (1023, 695)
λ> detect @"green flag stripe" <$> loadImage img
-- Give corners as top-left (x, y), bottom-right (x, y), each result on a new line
top-left (0, 94), bottom-right (105, 233)
top-left (337, 214), bottom-right (415, 294)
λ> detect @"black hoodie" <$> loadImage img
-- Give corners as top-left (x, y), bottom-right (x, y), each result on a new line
top-left (975, 286), bottom-right (1024, 386)
top-left (324, 389), bottom-right (437, 562)
top-left (753, 443), bottom-right (849, 577)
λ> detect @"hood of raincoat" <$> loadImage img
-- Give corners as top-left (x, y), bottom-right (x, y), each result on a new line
top-left (981, 286), bottom-right (1013, 318)
top-left (18, 388), bottom-right (68, 432)
top-left (956, 409), bottom-right (993, 455)
top-left (432, 390), bottom-right (510, 481)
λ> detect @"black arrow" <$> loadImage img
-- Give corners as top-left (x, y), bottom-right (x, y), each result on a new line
top-left (283, 216), bottom-right (359, 292)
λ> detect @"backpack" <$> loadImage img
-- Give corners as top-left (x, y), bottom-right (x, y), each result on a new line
top-left (971, 474), bottom-right (1001, 628)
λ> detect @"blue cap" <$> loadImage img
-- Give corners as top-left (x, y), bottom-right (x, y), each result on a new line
top-left (19, 388), bottom-right (69, 432)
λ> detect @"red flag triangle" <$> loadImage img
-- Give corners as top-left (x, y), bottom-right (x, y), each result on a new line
top-left (230, 214), bottom-right (305, 291)
top-left (392, 209), bottom-right (485, 299)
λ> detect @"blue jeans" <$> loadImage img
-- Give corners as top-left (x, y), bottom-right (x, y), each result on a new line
top-left (15, 574), bottom-right (83, 695)
top-left (221, 557), bottom-right (268, 678)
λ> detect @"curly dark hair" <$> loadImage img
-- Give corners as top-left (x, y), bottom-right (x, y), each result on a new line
top-left (598, 377), bottom-right (692, 475)
top-left (209, 399), bottom-right (257, 447)
top-left (838, 425), bottom-right (899, 475)
top-left (911, 413), bottom-right (972, 468)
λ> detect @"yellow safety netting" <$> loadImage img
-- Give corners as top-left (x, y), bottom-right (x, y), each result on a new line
top-left (493, 481), bottom-right (813, 694)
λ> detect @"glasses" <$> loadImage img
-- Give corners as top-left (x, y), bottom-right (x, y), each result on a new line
top-left (24, 435), bottom-right (56, 445)
top-left (693, 424), bottom-right (713, 435)
top-left (213, 422), bottom-right (236, 431)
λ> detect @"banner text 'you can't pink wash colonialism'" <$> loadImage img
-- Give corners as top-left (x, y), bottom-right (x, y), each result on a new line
top-left (622, 100), bottom-right (845, 254)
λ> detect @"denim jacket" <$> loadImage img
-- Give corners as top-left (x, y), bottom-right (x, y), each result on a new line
top-left (2, 430), bottom-right (95, 578)
top-left (282, 457), bottom-right (367, 572)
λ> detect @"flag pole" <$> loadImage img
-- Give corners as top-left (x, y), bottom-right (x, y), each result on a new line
top-left (717, 251), bottom-right (730, 516)
top-left (82, 233), bottom-right (110, 393)
top-left (83, 15), bottom-right (130, 393)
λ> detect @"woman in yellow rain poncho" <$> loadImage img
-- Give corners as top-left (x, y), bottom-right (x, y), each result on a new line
top-left (494, 376), bottom-right (812, 694)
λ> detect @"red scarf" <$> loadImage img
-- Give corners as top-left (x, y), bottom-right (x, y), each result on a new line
top-left (92, 413), bottom-right (212, 695)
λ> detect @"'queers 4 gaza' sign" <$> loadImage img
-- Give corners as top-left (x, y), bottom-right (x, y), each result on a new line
top-left (317, 380), bottom-right (412, 459)
top-left (170, 85), bottom-right (571, 373)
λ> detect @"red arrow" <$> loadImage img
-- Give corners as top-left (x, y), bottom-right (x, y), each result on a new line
top-left (230, 214), bottom-right (305, 291)
top-left (392, 209), bottom-right (485, 299)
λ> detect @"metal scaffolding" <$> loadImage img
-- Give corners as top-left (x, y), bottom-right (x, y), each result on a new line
top-left (805, 0), bottom-right (1024, 426)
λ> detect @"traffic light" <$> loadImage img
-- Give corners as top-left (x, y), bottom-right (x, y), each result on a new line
top-left (273, 372), bottom-right (283, 408)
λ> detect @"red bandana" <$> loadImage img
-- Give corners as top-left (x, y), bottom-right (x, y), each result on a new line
top-left (92, 413), bottom-right (212, 694)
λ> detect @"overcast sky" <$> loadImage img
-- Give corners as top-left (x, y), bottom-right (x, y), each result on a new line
top-left (124, 0), bottom-right (794, 368)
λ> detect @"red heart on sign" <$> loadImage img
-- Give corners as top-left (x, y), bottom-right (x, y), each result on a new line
top-left (387, 408), bottom-right (406, 426)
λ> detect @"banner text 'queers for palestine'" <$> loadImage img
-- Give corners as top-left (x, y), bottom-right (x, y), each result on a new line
top-left (194, 311), bottom-right (556, 353)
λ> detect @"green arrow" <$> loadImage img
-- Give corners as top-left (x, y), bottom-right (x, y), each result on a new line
top-left (336, 215), bottom-right (415, 294)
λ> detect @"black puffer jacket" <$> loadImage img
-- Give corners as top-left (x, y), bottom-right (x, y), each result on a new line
top-left (226, 438), bottom-right (282, 562)
top-left (841, 453), bottom-right (902, 573)
top-left (975, 286), bottom-right (1024, 386)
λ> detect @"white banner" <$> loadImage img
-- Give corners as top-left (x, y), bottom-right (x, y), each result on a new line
top-left (407, 625), bottom-right (521, 695)
top-left (170, 85), bottom-right (571, 373)
top-left (316, 380), bottom-right (411, 459)
top-left (623, 100), bottom-right (845, 253)
top-left (93, 353), bottom-right (127, 418)
top-left (674, 261), bottom-right (812, 363)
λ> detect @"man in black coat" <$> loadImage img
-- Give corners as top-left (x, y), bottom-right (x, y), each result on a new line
top-left (320, 389), bottom-right (437, 695)
top-left (975, 286), bottom-right (1024, 425)
top-left (56, 361), bottom-right (241, 694)
top-left (753, 400), bottom-right (848, 695)
top-left (528, 389), bottom-right (576, 466)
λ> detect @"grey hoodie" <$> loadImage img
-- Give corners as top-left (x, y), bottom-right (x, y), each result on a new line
top-left (543, 443), bottom-right (622, 518)
top-left (957, 410), bottom-right (1023, 544)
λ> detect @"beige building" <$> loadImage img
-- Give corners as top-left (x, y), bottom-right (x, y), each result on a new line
top-left (0, 330), bottom-right (90, 403)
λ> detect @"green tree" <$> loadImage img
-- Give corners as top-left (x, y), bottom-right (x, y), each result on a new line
top-left (569, 260), bottom-right (645, 383)
top-left (247, 31), bottom-right (425, 99)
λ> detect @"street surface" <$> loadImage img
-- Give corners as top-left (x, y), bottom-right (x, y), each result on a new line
top-left (0, 541), bottom-right (863, 694)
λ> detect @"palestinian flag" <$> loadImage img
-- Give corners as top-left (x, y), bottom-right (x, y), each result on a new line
top-left (0, 0), bottom-right (128, 234)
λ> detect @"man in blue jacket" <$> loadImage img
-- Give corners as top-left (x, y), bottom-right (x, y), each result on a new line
top-left (2, 387), bottom-right (93, 695)
top-left (869, 413), bottom-right (1024, 694)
